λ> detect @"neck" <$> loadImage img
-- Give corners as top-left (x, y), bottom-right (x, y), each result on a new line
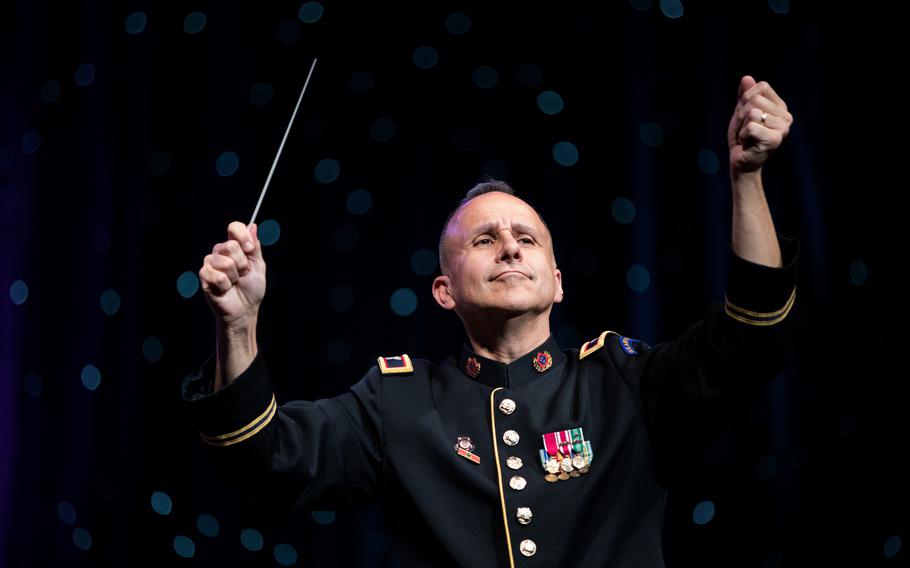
top-left (462, 310), bottom-right (552, 363)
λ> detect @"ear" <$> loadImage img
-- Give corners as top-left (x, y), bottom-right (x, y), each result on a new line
top-left (432, 275), bottom-right (457, 310)
top-left (552, 268), bottom-right (564, 304)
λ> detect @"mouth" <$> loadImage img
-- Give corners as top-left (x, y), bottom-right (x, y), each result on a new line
top-left (492, 270), bottom-right (529, 281)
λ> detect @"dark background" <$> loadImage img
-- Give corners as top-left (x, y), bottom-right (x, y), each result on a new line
top-left (2, 1), bottom-right (906, 566)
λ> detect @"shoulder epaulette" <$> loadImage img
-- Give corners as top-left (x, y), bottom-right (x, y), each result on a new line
top-left (579, 331), bottom-right (647, 359)
top-left (377, 354), bottom-right (414, 375)
top-left (579, 331), bottom-right (618, 359)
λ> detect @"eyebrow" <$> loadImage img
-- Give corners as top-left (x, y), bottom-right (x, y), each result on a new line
top-left (470, 222), bottom-right (541, 239)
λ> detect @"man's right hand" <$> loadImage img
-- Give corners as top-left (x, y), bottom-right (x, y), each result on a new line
top-left (199, 221), bottom-right (266, 329)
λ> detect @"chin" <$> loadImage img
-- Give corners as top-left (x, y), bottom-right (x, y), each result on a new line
top-left (487, 298), bottom-right (542, 316)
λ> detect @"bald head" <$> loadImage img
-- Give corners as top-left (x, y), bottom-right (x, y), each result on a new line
top-left (438, 181), bottom-right (555, 276)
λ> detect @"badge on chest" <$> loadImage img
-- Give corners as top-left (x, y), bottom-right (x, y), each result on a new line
top-left (454, 435), bottom-right (481, 464)
top-left (539, 428), bottom-right (592, 482)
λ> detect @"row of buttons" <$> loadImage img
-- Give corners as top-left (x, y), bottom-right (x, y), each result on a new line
top-left (498, 397), bottom-right (537, 558)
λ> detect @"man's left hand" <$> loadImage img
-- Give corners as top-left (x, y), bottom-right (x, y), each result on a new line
top-left (727, 75), bottom-right (793, 176)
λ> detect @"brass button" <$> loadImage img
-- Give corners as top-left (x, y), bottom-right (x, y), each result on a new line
top-left (516, 507), bottom-right (532, 525)
top-left (506, 456), bottom-right (523, 470)
top-left (502, 430), bottom-right (520, 446)
top-left (499, 398), bottom-right (516, 415)
top-left (509, 476), bottom-right (527, 491)
top-left (519, 539), bottom-right (537, 557)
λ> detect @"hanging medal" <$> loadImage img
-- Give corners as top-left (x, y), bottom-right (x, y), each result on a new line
top-left (541, 432), bottom-right (561, 482)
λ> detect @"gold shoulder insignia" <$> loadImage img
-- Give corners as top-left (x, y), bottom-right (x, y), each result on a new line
top-left (579, 331), bottom-right (619, 360)
top-left (377, 354), bottom-right (414, 375)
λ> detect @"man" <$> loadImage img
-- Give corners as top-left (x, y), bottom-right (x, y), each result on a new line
top-left (183, 75), bottom-right (799, 566)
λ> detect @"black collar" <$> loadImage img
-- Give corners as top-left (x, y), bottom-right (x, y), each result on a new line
top-left (457, 334), bottom-right (563, 389)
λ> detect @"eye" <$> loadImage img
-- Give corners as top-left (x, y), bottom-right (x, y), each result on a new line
top-left (475, 237), bottom-right (493, 246)
top-left (519, 237), bottom-right (535, 244)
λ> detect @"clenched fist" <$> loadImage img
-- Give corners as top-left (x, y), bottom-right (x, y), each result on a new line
top-left (727, 75), bottom-right (793, 175)
top-left (199, 221), bottom-right (266, 328)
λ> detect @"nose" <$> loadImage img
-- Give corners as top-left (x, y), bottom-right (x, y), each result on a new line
top-left (498, 233), bottom-right (522, 261)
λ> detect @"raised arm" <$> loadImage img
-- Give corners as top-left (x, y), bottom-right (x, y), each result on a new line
top-left (184, 221), bottom-right (383, 509)
top-left (727, 75), bottom-right (794, 269)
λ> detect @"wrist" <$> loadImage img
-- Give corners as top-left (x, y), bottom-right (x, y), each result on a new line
top-left (214, 315), bottom-right (259, 390)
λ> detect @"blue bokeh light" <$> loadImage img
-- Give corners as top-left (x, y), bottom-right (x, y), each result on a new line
top-left (660, 0), bottom-right (684, 18)
top-left (81, 364), bottom-right (101, 391)
top-left (41, 80), bottom-right (60, 103)
top-left (537, 91), bottom-right (564, 115)
top-left (552, 141), bottom-right (579, 166)
top-left (10, 279), bottom-right (28, 305)
top-left (151, 491), bottom-right (172, 515)
top-left (639, 122), bottom-right (663, 147)
top-left (174, 535), bottom-right (195, 558)
top-left (390, 288), bottom-right (418, 316)
top-left (445, 12), bottom-right (471, 34)
top-left (311, 510), bottom-right (336, 525)
top-left (692, 500), bottom-right (715, 525)
top-left (274, 543), bottom-right (299, 566)
top-left (757, 454), bottom-right (779, 480)
top-left (370, 118), bottom-right (397, 142)
top-left (197, 514), bottom-right (220, 537)
top-left (769, 0), bottom-right (790, 15)
top-left (410, 248), bottom-right (438, 276)
top-left (177, 271), bottom-right (200, 299)
top-left (346, 189), bottom-right (373, 215)
top-left (697, 149), bottom-right (720, 175)
top-left (472, 65), bottom-right (498, 89)
top-left (315, 158), bottom-right (340, 183)
top-left (250, 83), bottom-right (274, 105)
top-left (258, 218), bottom-right (281, 246)
top-left (884, 534), bottom-right (902, 558)
top-left (72, 528), bottom-right (92, 550)
top-left (75, 64), bottom-right (95, 87)
top-left (125, 12), bottom-right (147, 34)
top-left (216, 152), bottom-right (239, 177)
top-left (240, 528), bottom-right (264, 551)
top-left (849, 260), bottom-right (868, 286)
top-left (611, 198), bottom-right (636, 224)
top-left (184, 12), bottom-right (206, 34)
top-left (298, 1), bottom-right (324, 23)
top-left (57, 501), bottom-right (77, 524)
top-left (100, 288), bottom-right (121, 316)
top-left (143, 336), bottom-right (164, 363)
top-left (626, 264), bottom-right (651, 293)
top-left (413, 46), bottom-right (439, 69)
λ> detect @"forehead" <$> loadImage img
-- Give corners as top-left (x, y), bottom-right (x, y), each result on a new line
top-left (449, 192), bottom-right (546, 236)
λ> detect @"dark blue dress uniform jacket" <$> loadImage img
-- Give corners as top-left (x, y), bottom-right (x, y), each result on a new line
top-left (182, 233), bottom-right (800, 568)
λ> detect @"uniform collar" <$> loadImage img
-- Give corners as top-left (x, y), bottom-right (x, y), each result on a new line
top-left (457, 334), bottom-right (563, 390)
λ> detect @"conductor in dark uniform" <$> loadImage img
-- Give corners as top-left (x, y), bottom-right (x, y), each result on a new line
top-left (183, 76), bottom-right (799, 567)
